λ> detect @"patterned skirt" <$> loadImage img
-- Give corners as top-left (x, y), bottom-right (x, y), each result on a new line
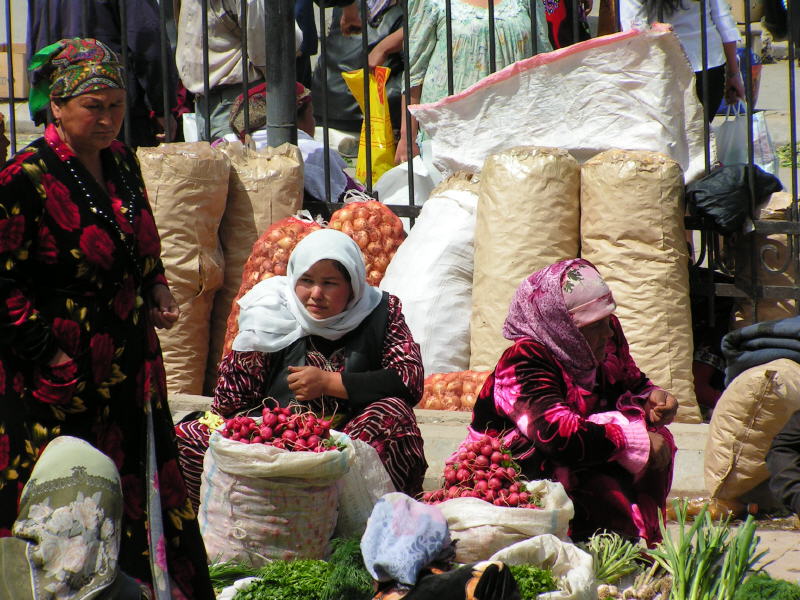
top-left (175, 396), bottom-right (427, 511)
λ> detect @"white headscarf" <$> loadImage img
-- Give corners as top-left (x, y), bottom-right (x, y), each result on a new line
top-left (232, 228), bottom-right (383, 353)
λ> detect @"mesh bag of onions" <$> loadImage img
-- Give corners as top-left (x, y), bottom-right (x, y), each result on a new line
top-left (328, 200), bottom-right (405, 286)
top-left (220, 216), bottom-right (323, 359)
top-left (420, 371), bottom-right (491, 411)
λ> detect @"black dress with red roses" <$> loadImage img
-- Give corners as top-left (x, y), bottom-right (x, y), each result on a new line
top-left (0, 124), bottom-right (214, 599)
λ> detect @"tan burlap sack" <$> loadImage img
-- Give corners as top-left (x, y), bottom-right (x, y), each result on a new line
top-left (705, 359), bottom-right (800, 499)
top-left (205, 142), bottom-right (303, 393)
top-left (733, 192), bottom-right (798, 328)
top-left (470, 147), bottom-right (580, 371)
top-left (580, 150), bottom-right (700, 423)
top-left (137, 142), bottom-right (230, 395)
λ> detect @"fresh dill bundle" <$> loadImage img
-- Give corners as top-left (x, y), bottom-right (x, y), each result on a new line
top-left (322, 537), bottom-right (374, 600)
top-left (508, 565), bottom-right (558, 599)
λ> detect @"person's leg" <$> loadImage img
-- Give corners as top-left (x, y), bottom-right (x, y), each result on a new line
top-left (194, 84), bottom-right (250, 141)
top-left (342, 397), bottom-right (428, 497)
top-left (694, 65), bottom-right (726, 121)
top-left (174, 419), bottom-right (212, 512)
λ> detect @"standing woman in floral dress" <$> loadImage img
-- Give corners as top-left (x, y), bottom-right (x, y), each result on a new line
top-left (0, 39), bottom-right (214, 599)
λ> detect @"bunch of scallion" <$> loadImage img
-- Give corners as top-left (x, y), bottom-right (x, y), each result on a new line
top-left (647, 499), bottom-right (767, 600)
top-left (581, 531), bottom-right (643, 585)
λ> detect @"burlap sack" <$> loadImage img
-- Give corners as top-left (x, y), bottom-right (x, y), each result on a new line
top-left (137, 142), bottom-right (229, 395)
top-left (733, 192), bottom-right (798, 327)
top-left (580, 149), bottom-right (700, 423)
top-left (470, 147), bottom-right (580, 371)
top-left (705, 359), bottom-right (800, 499)
top-left (205, 142), bottom-right (303, 393)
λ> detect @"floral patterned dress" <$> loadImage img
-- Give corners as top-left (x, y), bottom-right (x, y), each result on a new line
top-left (469, 315), bottom-right (675, 546)
top-left (0, 124), bottom-right (214, 600)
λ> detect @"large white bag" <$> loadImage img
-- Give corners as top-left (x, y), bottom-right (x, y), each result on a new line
top-left (335, 438), bottom-right (395, 539)
top-left (489, 535), bottom-right (595, 600)
top-left (199, 430), bottom-right (351, 565)
top-left (380, 173), bottom-right (480, 373)
top-left (409, 29), bottom-right (707, 181)
top-left (436, 479), bottom-right (574, 564)
top-left (705, 359), bottom-right (800, 500)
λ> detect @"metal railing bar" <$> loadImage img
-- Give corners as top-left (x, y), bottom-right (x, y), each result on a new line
top-left (240, 0), bottom-right (249, 138)
top-left (119, 0), bottom-right (131, 145)
top-left (571, 0), bottom-right (579, 47)
top-left (158, 0), bottom-right (172, 142)
top-left (318, 0), bottom-right (332, 202)
top-left (529, 0), bottom-right (538, 55)
top-left (81, 0), bottom-right (88, 38)
top-left (200, 0), bottom-right (210, 141)
top-left (445, 0), bottom-right (454, 95)
top-left (699, 0), bottom-right (711, 172)
top-left (4, 0), bottom-right (15, 155)
top-left (265, 0), bottom-right (297, 146)
top-left (488, 0), bottom-right (497, 73)
top-left (402, 0), bottom-right (416, 225)
top-left (359, 0), bottom-right (373, 193)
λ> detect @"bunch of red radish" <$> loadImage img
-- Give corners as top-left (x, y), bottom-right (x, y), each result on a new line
top-left (422, 435), bottom-right (541, 508)
top-left (219, 406), bottom-right (342, 452)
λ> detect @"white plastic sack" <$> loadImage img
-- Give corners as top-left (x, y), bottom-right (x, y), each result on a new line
top-left (374, 141), bottom-right (444, 208)
top-left (715, 105), bottom-right (779, 175)
top-left (409, 29), bottom-right (707, 181)
top-left (380, 173), bottom-right (480, 373)
top-left (489, 535), bottom-right (595, 600)
top-left (335, 438), bottom-right (395, 539)
top-left (199, 430), bottom-right (352, 565)
top-left (436, 479), bottom-right (574, 564)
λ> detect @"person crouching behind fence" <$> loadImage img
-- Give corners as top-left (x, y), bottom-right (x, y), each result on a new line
top-left (175, 228), bottom-right (427, 511)
top-left (225, 81), bottom-right (363, 207)
top-left (462, 259), bottom-right (678, 547)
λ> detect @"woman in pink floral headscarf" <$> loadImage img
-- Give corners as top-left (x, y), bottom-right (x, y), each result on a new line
top-left (467, 258), bottom-right (677, 546)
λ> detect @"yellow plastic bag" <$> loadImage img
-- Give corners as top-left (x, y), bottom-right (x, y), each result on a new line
top-left (342, 66), bottom-right (396, 183)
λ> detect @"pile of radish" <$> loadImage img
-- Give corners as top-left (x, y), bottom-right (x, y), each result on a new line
top-left (422, 435), bottom-right (542, 508)
top-left (220, 406), bottom-right (343, 452)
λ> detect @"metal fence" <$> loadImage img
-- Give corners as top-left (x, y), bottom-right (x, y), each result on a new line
top-left (2, 0), bottom-right (799, 321)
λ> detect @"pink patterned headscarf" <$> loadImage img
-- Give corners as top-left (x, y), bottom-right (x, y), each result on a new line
top-left (502, 258), bottom-right (616, 389)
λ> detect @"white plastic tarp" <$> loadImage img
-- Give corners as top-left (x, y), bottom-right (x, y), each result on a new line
top-left (409, 29), bottom-right (708, 181)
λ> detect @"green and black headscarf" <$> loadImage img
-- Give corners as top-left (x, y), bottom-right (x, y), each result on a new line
top-left (28, 38), bottom-right (125, 119)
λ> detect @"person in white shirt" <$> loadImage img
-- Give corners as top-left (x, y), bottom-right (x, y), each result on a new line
top-left (620, 0), bottom-right (745, 120)
top-left (176, 0), bottom-right (302, 140)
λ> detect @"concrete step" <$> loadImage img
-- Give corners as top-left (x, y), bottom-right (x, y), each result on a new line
top-left (168, 394), bottom-right (710, 496)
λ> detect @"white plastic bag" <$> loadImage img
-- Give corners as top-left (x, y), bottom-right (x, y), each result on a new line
top-left (715, 104), bottom-right (779, 175)
top-left (380, 173), bottom-right (480, 373)
top-left (335, 438), bottom-right (395, 539)
top-left (374, 142), bottom-right (443, 208)
top-left (409, 29), bottom-right (708, 181)
top-left (489, 535), bottom-right (596, 600)
top-left (436, 479), bottom-right (574, 563)
top-left (198, 429), bottom-right (352, 565)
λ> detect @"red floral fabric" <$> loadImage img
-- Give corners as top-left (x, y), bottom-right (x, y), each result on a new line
top-left (0, 125), bottom-right (213, 599)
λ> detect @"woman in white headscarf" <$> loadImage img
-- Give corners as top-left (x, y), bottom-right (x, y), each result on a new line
top-left (175, 229), bottom-right (427, 510)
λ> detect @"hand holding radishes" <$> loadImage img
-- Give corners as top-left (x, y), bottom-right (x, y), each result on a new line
top-left (287, 366), bottom-right (348, 402)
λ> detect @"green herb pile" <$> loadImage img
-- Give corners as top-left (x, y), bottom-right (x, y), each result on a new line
top-left (208, 538), bottom-right (374, 600)
top-left (648, 499), bottom-right (767, 600)
top-left (777, 143), bottom-right (799, 167)
top-left (733, 573), bottom-right (800, 600)
top-left (508, 565), bottom-right (558, 599)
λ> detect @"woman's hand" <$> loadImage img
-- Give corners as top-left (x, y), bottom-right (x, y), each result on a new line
top-left (645, 389), bottom-right (678, 427)
top-left (647, 431), bottom-right (672, 470)
top-left (148, 284), bottom-right (180, 330)
top-left (725, 70), bottom-right (746, 105)
top-left (287, 366), bottom-right (340, 402)
top-left (395, 137), bottom-right (420, 165)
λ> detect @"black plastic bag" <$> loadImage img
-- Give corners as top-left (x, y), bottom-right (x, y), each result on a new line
top-left (685, 165), bottom-right (783, 234)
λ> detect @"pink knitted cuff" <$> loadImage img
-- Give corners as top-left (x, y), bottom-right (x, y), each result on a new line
top-left (614, 420), bottom-right (651, 476)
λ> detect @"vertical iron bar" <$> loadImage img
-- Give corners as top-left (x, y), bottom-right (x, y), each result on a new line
top-left (318, 0), bottom-right (331, 202)
top-left (699, 0), bottom-right (710, 173)
top-left (158, 0), bottom-right (172, 142)
top-left (119, 0), bottom-right (131, 145)
top-left (788, 0), bottom-right (798, 223)
top-left (4, 0), bottom-right (15, 155)
top-left (43, 0), bottom-right (51, 127)
top-left (614, 0), bottom-right (621, 32)
top-left (240, 0), bottom-right (249, 137)
top-left (571, 0), bottom-right (579, 47)
top-left (81, 0), bottom-right (88, 38)
top-left (359, 0), bottom-right (373, 192)
top-left (488, 0), bottom-right (497, 73)
top-left (402, 0), bottom-right (416, 224)
top-left (743, 0), bottom-right (758, 322)
top-left (201, 0), bottom-right (210, 140)
top-left (266, 0), bottom-right (297, 146)
top-left (529, 0), bottom-right (538, 56)
top-left (445, 0), bottom-right (454, 94)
